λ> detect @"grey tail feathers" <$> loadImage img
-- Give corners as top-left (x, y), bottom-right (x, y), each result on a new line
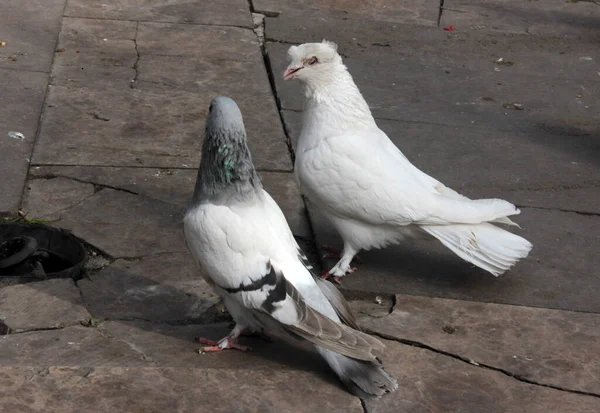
top-left (317, 347), bottom-right (398, 399)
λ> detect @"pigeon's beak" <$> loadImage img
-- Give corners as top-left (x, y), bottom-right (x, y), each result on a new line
top-left (283, 65), bottom-right (303, 80)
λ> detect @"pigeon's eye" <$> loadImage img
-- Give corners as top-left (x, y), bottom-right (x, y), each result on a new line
top-left (307, 56), bottom-right (318, 66)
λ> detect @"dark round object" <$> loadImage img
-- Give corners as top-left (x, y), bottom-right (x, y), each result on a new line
top-left (0, 236), bottom-right (38, 268)
top-left (0, 223), bottom-right (87, 284)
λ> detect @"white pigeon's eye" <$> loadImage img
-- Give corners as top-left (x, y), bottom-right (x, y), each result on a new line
top-left (306, 56), bottom-right (318, 66)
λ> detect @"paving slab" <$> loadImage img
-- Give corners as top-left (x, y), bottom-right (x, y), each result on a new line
top-left (368, 339), bottom-right (599, 413)
top-left (441, 0), bottom-right (600, 39)
top-left (29, 167), bottom-right (309, 237)
top-left (34, 20), bottom-right (290, 170)
top-left (0, 325), bottom-right (146, 367)
top-left (0, 0), bottom-right (65, 72)
top-left (0, 365), bottom-right (362, 413)
top-left (281, 110), bottom-right (599, 199)
top-left (355, 294), bottom-right (600, 394)
top-left (65, 0), bottom-right (253, 27)
top-left (78, 253), bottom-right (220, 323)
top-left (266, 34), bottom-right (599, 133)
top-left (308, 200), bottom-right (600, 313)
top-left (54, 188), bottom-right (186, 258)
top-left (0, 279), bottom-right (90, 333)
top-left (100, 321), bottom-right (327, 370)
top-left (0, 69), bottom-right (49, 215)
top-left (254, 0), bottom-right (439, 26)
top-left (21, 177), bottom-right (95, 220)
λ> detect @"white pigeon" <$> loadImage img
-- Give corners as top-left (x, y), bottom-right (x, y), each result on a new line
top-left (283, 40), bottom-right (533, 280)
top-left (183, 96), bottom-right (397, 398)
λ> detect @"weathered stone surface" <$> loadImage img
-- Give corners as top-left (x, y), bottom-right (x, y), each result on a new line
top-left (266, 31), bottom-right (599, 132)
top-left (0, 279), bottom-right (90, 332)
top-left (55, 188), bottom-right (186, 258)
top-left (309, 202), bottom-right (600, 313)
top-left (78, 253), bottom-right (219, 322)
top-left (100, 321), bottom-right (324, 370)
top-left (495, 187), bottom-right (600, 215)
top-left (0, 69), bottom-right (48, 215)
top-left (65, 0), bottom-right (253, 27)
top-left (281, 110), bottom-right (600, 211)
top-left (441, 0), bottom-right (600, 39)
top-left (0, 325), bottom-right (147, 367)
top-left (369, 339), bottom-right (599, 413)
top-left (34, 22), bottom-right (291, 171)
top-left (21, 177), bottom-right (95, 220)
top-left (30, 167), bottom-right (309, 237)
top-left (355, 294), bottom-right (600, 394)
top-left (0, 0), bottom-right (65, 72)
top-left (0, 365), bottom-right (362, 413)
top-left (254, 0), bottom-right (438, 26)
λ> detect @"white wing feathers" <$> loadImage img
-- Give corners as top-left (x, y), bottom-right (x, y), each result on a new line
top-left (299, 130), bottom-right (521, 227)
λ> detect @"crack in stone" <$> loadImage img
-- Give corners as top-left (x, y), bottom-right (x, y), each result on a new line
top-left (517, 205), bottom-right (600, 217)
top-left (96, 324), bottom-right (155, 363)
top-left (61, 15), bottom-right (255, 30)
top-left (7, 323), bottom-right (82, 335)
top-left (29, 173), bottom-right (140, 196)
top-left (131, 22), bottom-right (140, 89)
top-left (247, 4), bottom-right (296, 165)
top-left (364, 328), bottom-right (600, 399)
top-left (87, 111), bottom-right (110, 121)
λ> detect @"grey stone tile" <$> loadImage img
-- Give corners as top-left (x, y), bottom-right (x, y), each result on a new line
top-left (0, 69), bottom-right (48, 215)
top-left (100, 321), bottom-right (328, 370)
top-left (54, 188), bottom-right (186, 258)
top-left (0, 325), bottom-right (147, 367)
top-left (0, 279), bottom-right (90, 332)
top-left (34, 22), bottom-right (291, 171)
top-left (65, 0), bottom-right (253, 27)
top-left (0, 365), bottom-right (363, 413)
top-left (356, 294), bottom-right (600, 394)
top-left (254, 0), bottom-right (439, 26)
top-left (21, 177), bottom-right (95, 220)
top-left (281, 110), bottom-right (600, 202)
top-left (0, 0), bottom-right (65, 72)
top-left (29, 167), bottom-right (308, 237)
top-left (369, 339), bottom-right (599, 413)
top-left (441, 0), bottom-right (600, 39)
top-left (308, 201), bottom-right (600, 313)
top-left (78, 253), bottom-right (219, 323)
top-left (265, 29), bottom-right (599, 132)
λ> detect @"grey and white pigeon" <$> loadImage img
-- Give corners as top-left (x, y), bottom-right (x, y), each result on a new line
top-left (283, 40), bottom-right (533, 280)
top-left (183, 96), bottom-right (397, 398)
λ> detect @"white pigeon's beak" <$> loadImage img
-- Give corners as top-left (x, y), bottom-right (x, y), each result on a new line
top-left (283, 65), bottom-right (303, 80)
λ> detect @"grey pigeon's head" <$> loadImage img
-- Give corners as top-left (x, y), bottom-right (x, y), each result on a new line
top-left (192, 96), bottom-right (261, 203)
top-left (283, 40), bottom-right (344, 83)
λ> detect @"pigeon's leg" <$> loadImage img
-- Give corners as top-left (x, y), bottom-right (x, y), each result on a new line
top-left (322, 245), bottom-right (363, 263)
top-left (321, 243), bottom-right (359, 280)
top-left (197, 324), bottom-right (252, 352)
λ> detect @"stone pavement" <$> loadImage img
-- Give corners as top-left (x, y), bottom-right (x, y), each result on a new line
top-left (0, 0), bottom-right (599, 412)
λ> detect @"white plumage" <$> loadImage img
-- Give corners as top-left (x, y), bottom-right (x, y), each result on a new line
top-left (183, 96), bottom-right (397, 398)
top-left (284, 40), bottom-right (533, 278)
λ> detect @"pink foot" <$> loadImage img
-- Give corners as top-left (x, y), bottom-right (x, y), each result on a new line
top-left (319, 270), bottom-right (342, 284)
top-left (196, 337), bottom-right (252, 352)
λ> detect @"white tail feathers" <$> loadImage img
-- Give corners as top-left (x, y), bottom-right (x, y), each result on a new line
top-left (431, 197), bottom-right (521, 225)
top-left (422, 223), bottom-right (532, 276)
top-left (317, 347), bottom-right (398, 399)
